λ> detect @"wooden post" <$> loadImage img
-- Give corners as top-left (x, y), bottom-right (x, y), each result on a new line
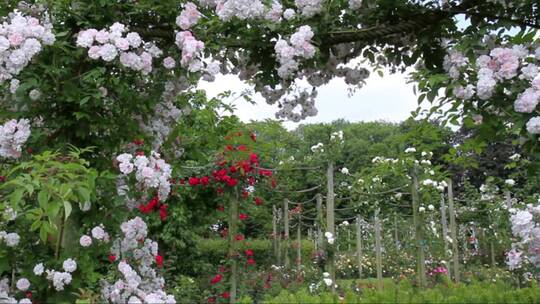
top-left (316, 194), bottom-right (323, 250)
top-left (447, 178), bottom-right (460, 283)
top-left (284, 199), bottom-right (290, 269)
top-left (347, 229), bottom-right (351, 252)
top-left (272, 205), bottom-right (279, 264)
top-left (394, 214), bottom-right (399, 248)
top-left (374, 208), bottom-right (383, 290)
top-left (356, 215), bottom-right (363, 279)
top-left (440, 193), bottom-right (451, 279)
top-left (228, 191), bottom-right (239, 304)
top-left (504, 191), bottom-right (512, 209)
top-left (297, 216), bottom-right (302, 273)
top-left (411, 165), bottom-right (426, 288)
top-left (276, 208), bottom-right (282, 266)
top-left (326, 162), bottom-right (336, 291)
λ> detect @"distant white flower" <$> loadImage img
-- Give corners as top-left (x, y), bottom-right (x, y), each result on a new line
top-left (340, 167), bottom-right (349, 175)
top-left (405, 147), bottom-right (416, 153)
top-left (63, 258), bottom-right (77, 273)
top-left (509, 153), bottom-right (521, 161)
top-left (33, 263), bottom-right (44, 276)
top-left (505, 179), bottom-right (516, 187)
top-left (419, 207), bottom-right (426, 213)
top-left (79, 235), bottom-right (92, 247)
top-left (16, 278), bottom-right (30, 291)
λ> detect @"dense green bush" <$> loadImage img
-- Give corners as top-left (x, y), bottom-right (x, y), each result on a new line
top-left (197, 238), bottom-right (316, 267)
top-left (260, 281), bottom-right (540, 303)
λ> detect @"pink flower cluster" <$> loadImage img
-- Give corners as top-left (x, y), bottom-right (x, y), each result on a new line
top-left (0, 10), bottom-right (55, 84)
top-left (427, 266), bottom-right (448, 276)
top-left (176, 2), bottom-right (201, 30)
top-left (175, 31), bottom-right (205, 72)
top-left (274, 25), bottom-right (316, 78)
top-left (0, 118), bottom-right (31, 159)
top-left (76, 23), bottom-right (162, 75)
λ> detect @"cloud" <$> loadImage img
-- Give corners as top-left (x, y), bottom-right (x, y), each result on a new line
top-left (198, 71), bottom-right (419, 129)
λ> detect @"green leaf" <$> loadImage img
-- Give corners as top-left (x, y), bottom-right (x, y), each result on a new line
top-left (38, 190), bottom-right (50, 209)
top-left (10, 188), bottom-right (25, 206)
top-left (39, 226), bottom-right (48, 243)
top-left (77, 187), bottom-right (91, 203)
top-left (63, 201), bottom-right (72, 220)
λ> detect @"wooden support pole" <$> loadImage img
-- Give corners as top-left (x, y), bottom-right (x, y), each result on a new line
top-left (394, 214), bottom-right (399, 248)
top-left (284, 198), bottom-right (290, 269)
top-left (297, 217), bottom-right (302, 273)
top-left (272, 205), bottom-right (279, 264)
top-left (447, 178), bottom-right (460, 283)
top-left (411, 165), bottom-right (426, 288)
top-left (504, 191), bottom-right (512, 209)
top-left (316, 194), bottom-right (323, 251)
top-left (228, 191), bottom-right (239, 304)
top-left (374, 208), bottom-right (383, 290)
top-left (356, 215), bottom-right (363, 279)
top-left (440, 193), bottom-right (451, 279)
top-left (326, 162), bottom-right (336, 291)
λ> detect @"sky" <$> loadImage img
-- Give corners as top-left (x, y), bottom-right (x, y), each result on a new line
top-left (199, 71), bottom-right (420, 130)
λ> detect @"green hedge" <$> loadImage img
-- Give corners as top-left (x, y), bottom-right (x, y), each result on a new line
top-left (197, 238), bottom-right (316, 266)
top-left (259, 281), bottom-right (540, 303)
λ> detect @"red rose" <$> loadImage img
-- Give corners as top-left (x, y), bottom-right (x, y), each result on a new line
top-left (245, 249), bottom-right (254, 256)
top-left (255, 197), bottom-right (263, 206)
top-left (159, 205), bottom-right (168, 221)
top-left (208, 297), bottom-right (216, 303)
top-left (217, 205), bottom-right (225, 212)
top-left (201, 176), bottom-right (210, 186)
top-left (155, 255), bottom-right (163, 267)
top-left (108, 254), bottom-right (116, 262)
top-left (249, 153), bottom-right (259, 164)
top-left (247, 258), bottom-right (256, 265)
top-left (226, 178), bottom-right (238, 187)
top-left (210, 274), bottom-right (223, 284)
top-left (239, 213), bottom-right (248, 220)
top-left (132, 139), bottom-right (144, 145)
top-left (250, 132), bottom-right (257, 142)
top-left (235, 234), bottom-right (244, 241)
top-left (237, 145), bottom-right (247, 151)
top-left (221, 292), bottom-right (230, 299)
top-left (188, 177), bottom-right (200, 186)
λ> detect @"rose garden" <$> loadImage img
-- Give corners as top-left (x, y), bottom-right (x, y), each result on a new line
top-left (1, 0), bottom-right (540, 303)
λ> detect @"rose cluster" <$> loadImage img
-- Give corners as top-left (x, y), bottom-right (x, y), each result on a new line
top-left (116, 151), bottom-right (173, 204)
top-left (76, 23), bottom-right (162, 75)
top-left (507, 204), bottom-right (540, 269)
top-left (0, 118), bottom-right (31, 159)
top-left (444, 44), bottom-right (540, 135)
top-left (274, 25), bottom-right (316, 79)
top-left (0, 10), bottom-right (55, 85)
top-left (79, 224), bottom-right (110, 247)
top-left (103, 217), bottom-right (175, 303)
